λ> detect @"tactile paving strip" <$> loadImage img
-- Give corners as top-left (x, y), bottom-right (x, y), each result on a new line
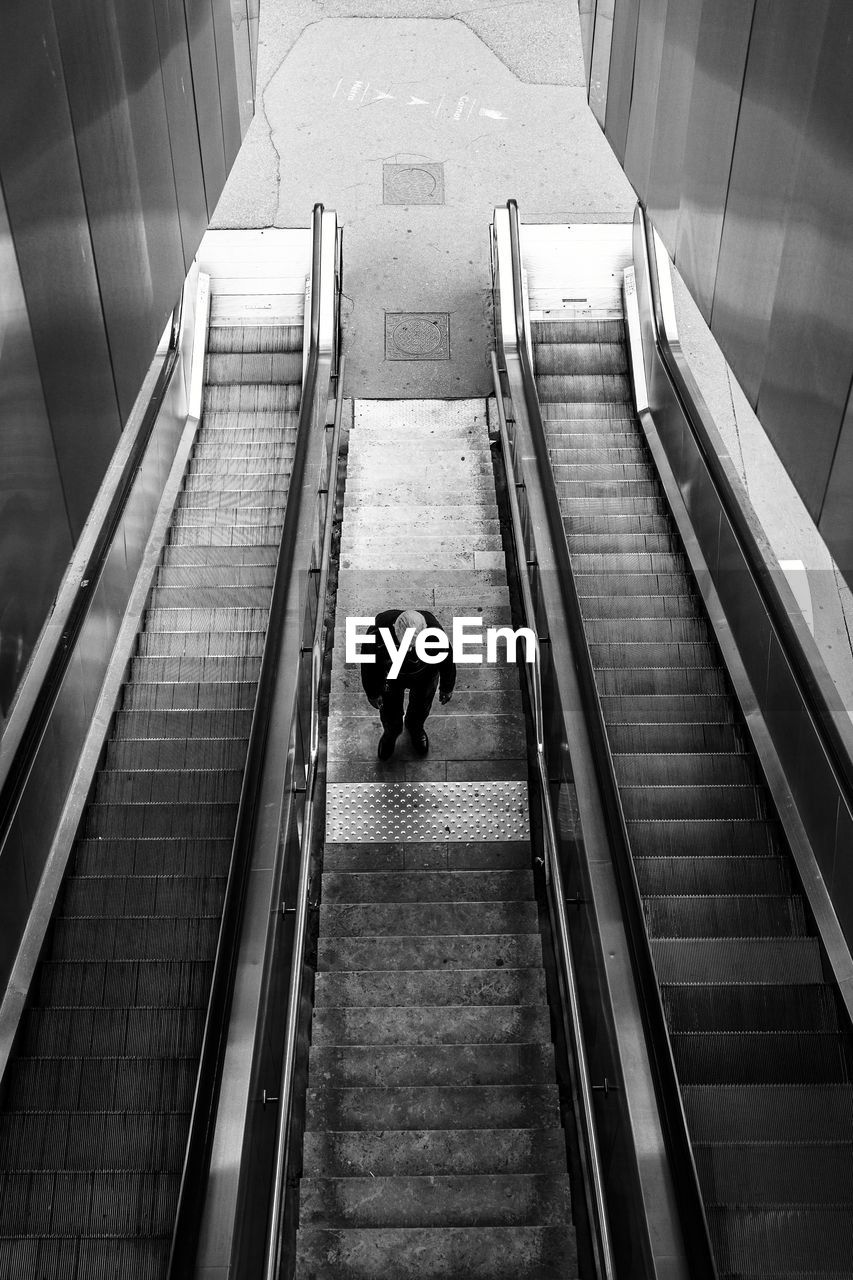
top-left (326, 781), bottom-right (529, 842)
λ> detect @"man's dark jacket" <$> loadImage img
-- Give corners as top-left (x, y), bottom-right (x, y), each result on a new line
top-left (359, 609), bottom-right (456, 703)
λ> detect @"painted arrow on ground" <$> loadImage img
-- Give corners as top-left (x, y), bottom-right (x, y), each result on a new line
top-left (479, 107), bottom-right (508, 120)
top-left (408, 96), bottom-right (430, 106)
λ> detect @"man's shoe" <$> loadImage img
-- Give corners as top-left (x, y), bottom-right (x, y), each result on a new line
top-left (377, 730), bottom-right (397, 761)
top-left (409, 727), bottom-right (429, 757)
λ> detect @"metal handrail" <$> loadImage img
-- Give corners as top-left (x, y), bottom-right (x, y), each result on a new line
top-left (639, 208), bottom-right (853, 805)
top-left (504, 199), bottom-right (718, 1279)
top-left (490, 351), bottom-right (615, 1280)
top-left (262, 350), bottom-right (346, 1280)
top-left (167, 207), bottom-right (329, 1278)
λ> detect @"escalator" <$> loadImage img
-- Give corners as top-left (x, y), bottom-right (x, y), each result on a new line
top-left (498, 208), bottom-right (853, 1276)
top-left (0, 316), bottom-right (304, 1275)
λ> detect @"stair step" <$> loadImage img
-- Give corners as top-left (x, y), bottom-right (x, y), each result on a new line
top-left (302, 1127), bottom-right (568, 1177)
top-left (320, 870), bottom-right (533, 904)
top-left (317, 933), bottom-right (542, 972)
top-left (312, 1004), bottom-right (551, 1047)
top-left (293, 1225), bottom-right (577, 1280)
top-left (307, 1042), bottom-right (555, 1087)
top-left (306, 1085), bottom-right (561, 1131)
top-left (319, 901), bottom-right (539, 938)
top-left (299, 1173), bottom-right (572, 1228)
top-left (313, 968), bottom-right (546, 1009)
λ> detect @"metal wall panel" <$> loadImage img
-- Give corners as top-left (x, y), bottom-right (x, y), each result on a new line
top-left (673, 0), bottom-right (754, 320)
top-left (230, 0), bottom-right (257, 137)
top-left (712, 0), bottom-right (828, 412)
top-left (623, 0), bottom-right (668, 203)
top-left (212, 0), bottom-right (243, 171)
top-left (0, 1), bottom-right (122, 537)
top-left (589, 0), bottom-right (615, 128)
top-left (644, 0), bottom-right (702, 246)
top-left (604, 0), bottom-right (640, 164)
top-left (185, 0), bottom-right (229, 215)
top-left (0, 193), bottom-right (74, 720)
top-left (755, 1), bottom-right (853, 528)
top-left (153, 0), bottom-right (210, 270)
top-left (819, 386), bottom-right (853, 574)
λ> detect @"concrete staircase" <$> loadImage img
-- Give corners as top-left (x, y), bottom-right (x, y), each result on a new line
top-left (294, 401), bottom-right (577, 1278)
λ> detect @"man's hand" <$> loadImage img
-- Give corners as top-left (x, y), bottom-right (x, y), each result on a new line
top-left (439, 689), bottom-right (452, 705)
top-left (368, 694), bottom-right (384, 711)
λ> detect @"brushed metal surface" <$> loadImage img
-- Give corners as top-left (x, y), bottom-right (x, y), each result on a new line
top-left (326, 781), bottom-right (530, 842)
top-left (604, 0), bottom-right (640, 164)
top-left (623, 0), bottom-right (668, 203)
top-left (755, 2), bottom-right (853, 527)
top-left (643, 0), bottom-right (702, 246)
top-left (676, 0), bottom-right (755, 321)
top-left (711, 0), bottom-right (827, 410)
top-left (588, 0), bottom-right (615, 127)
top-left (0, 192), bottom-right (74, 721)
top-left (212, 0), bottom-right (244, 170)
top-left (185, 0), bottom-right (228, 214)
top-left (819, 386), bottom-right (853, 574)
top-left (0, 0), bottom-right (122, 536)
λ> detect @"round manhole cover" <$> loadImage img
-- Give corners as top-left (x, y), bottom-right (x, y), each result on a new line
top-left (392, 317), bottom-right (444, 356)
top-left (391, 166), bottom-right (438, 202)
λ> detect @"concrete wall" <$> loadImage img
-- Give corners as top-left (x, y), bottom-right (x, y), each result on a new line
top-left (0, 0), bottom-right (252, 718)
top-left (582, 0), bottom-right (853, 585)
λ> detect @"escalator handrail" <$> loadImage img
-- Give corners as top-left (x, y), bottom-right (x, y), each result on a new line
top-left (504, 199), bottom-right (719, 1279)
top-left (167, 205), bottom-right (328, 1279)
top-left (0, 299), bottom-right (184, 838)
top-left (490, 350), bottom-right (615, 1280)
top-left (261, 348), bottom-right (346, 1280)
top-left (639, 208), bottom-right (853, 808)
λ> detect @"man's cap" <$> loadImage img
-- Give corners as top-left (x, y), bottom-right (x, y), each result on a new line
top-left (394, 609), bottom-right (427, 643)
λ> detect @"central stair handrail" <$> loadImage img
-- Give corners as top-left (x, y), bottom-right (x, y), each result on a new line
top-left (490, 349), bottom-right (615, 1280)
top-left (500, 199), bottom-right (718, 1279)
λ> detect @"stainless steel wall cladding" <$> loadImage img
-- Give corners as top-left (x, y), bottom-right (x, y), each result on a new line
top-left (588, 0), bottom-right (853, 580)
top-left (0, 0), bottom-right (251, 718)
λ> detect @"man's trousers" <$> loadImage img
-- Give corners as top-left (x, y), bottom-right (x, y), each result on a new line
top-left (379, 670), bottom-right (440, 737)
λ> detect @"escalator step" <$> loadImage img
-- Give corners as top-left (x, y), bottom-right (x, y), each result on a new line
top-left (120, 681), bottom-right (256, 711)
top-left (72, 838), bottom-right (231, 877)
top-left (200, 414), bottom-right (299, 439)
top-left (607, 722), bottom-right (744, 753)
top-left (536, 374), bottom-right (631, 403)
top-left (671, 1030), bottom-right (852, 1084)
top-left (0, 1110), bottom-right (190, 1172)
top-left (4, 1056), bottom-right (199, 1113)
top-left (159, 545), bottom-right (278, 567)
top-left (534, 342), bottom-right (627, 375)
top-left (628, 817), bottom-right (780, 856)
top-left (614, 753), bottom-right (756, 787)
top-left (203, 382), bottom-right (300, 412)
top-left (181, 471), bottom-right (289, 497)
top-left (204, 351), bottom-right (302, 383)
top-left (167, 523), bottom-right (284, 547)
top-left (0, 1170), bottom-right (179, 1236)
top-left (130, 655), bottom-right (262, 683)
top-left (661, 983), bottom-right (839, 1033)
top-left (154, 562), bottom-right (275, 590)
top-left (576, 572), bottom-right (694, 598)
top-left (149, 585), bottom-right (272, 610)
top-left (112, 707), bottom-right (253, 739)
top-left (581, 593), bottom-right (695, 618)
top-left (105, 736), bottom-right (249, 770)
top-left (621, 782), bottom-right (763, 820)
top-left (21, 1007), bottom-right (206, 1058)
top-left (144, 605), bottom-right (270, 632)
top-left (83, 801), bottom-right (239, 839)
top-left (540, 400), bottom-right (633, 419)
top-left (651, 938), bottom-right (824, 984)
top-left (553, 462), bottom-right (657, 484)
top-left (60, 874), bottom-right (227, 918)
top-left (595, 668), bottom-right (729, 697)
top-left (567, 531), bottom-right (679, 554)
top-left (533, 318), bottom-right (625, 342)
top-left (706, 1204), bottom-right (853, 1273)
top-left (636, 856), bottom-right (790, 896)
top-left (207, 323), bottom-right (302, 353)
top-left (49, 916), bottom-right (220, 962)
top-left (644, 894), bottom-right (806, 938)
top-left (555, 480), bottom-right (660, 500)
top-left (36, 959), bottom-right (213, 1009)
top-left (683, 1083), bottom-right (853, 1142)
top-left (583, 616), bottom-right (710, 643)
top-left (136, 628), bottom-right (266, 658)
top-left (563, 512), bottom-right (672, 536)
top-left (695, 1140), bottom-right (853, 1205)
top-left (591, 640), bottom-right (717, 668)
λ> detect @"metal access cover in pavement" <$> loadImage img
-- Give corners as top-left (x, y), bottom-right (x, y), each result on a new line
top-left (385, 313), bottom-right (450, 361)
top-left (383, 163), bottom-right (445, 205)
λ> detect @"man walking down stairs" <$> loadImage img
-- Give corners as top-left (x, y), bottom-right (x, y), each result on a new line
top-left (293, 400), bottom-right (578, 1278)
